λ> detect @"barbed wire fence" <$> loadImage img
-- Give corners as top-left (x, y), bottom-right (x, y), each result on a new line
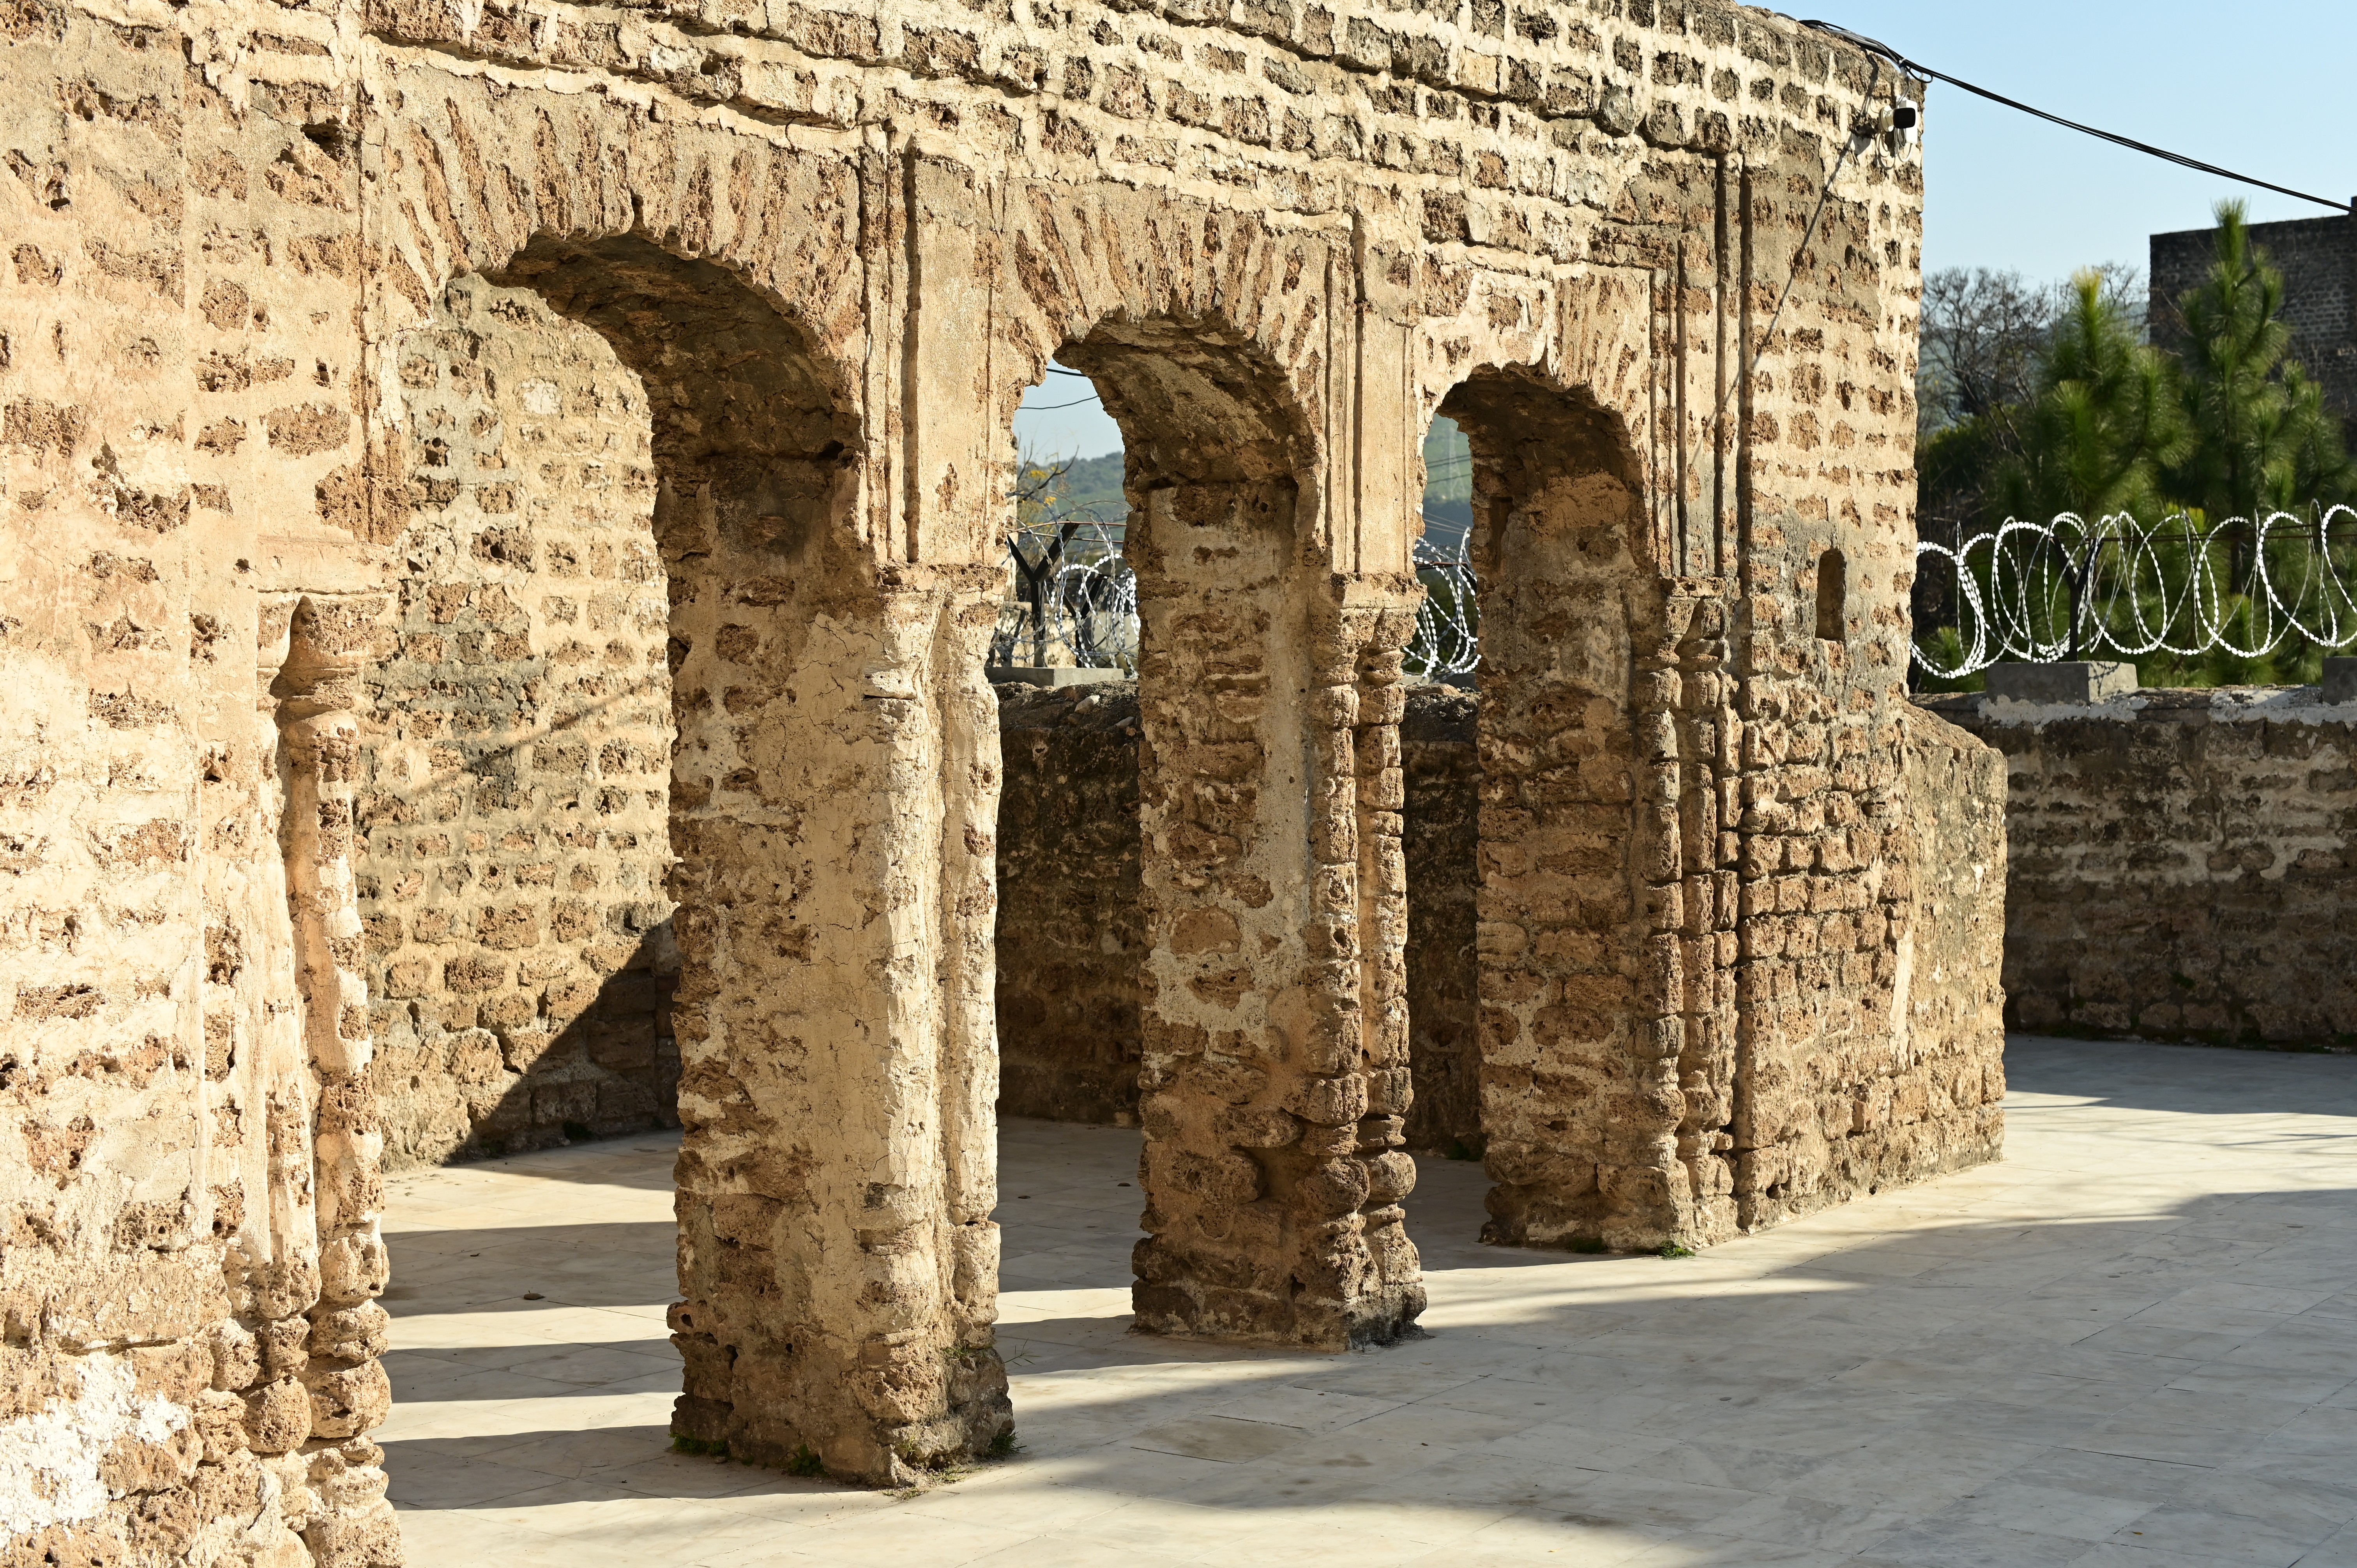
top-left (992, 445), bottom-right (1486, 679)
top-left (989, 453), bottom-right (1141, 671)
top-left (1911, 506), bottom-right (2357, 683)
top-left (990, 513), bottom-right (1139, 670)
top-left (997, 482), bottom-right (2357, 692)
top-left (990, 511), bottom-right (1484, 678)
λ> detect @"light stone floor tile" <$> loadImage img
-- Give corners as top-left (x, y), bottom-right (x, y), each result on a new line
top-left (1847, 1513), bottom-right (2092, 1568)
top-left (2100, 1503), bottom-right (2335, 1566)
top-left (383, 1037), bottom-right (2357, 1563)
top-left (1917, 1480), bottom-right (2157, 1543)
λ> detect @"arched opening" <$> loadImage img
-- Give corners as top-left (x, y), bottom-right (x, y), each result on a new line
top-left (1021, 317), bottom-right (1419, 1349)
top-left (366, 233), bottom-right (1008, 1487)
top-left (1399, 415), bottom-right (1482, 1160)
top-left (1436, 366), bottom-right (1713, 1253)
top-left (364, 274), bottom-right (674, 1171)
top-left (991, 362), bottom-right (1141, 1128)
top-left (988, 321), bottom-right (1427, 1348)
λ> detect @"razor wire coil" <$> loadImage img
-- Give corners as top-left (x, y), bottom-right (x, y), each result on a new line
top-left (1912, 507), bottom-right (2357, 679)
top-left (992, 514), bottom-right (1484, 681)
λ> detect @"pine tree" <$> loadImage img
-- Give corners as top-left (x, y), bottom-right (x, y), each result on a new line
top-left (1998, 270), bottom-right (2187, 524)
top-left (2167, 201), bottom-right (2354, 528)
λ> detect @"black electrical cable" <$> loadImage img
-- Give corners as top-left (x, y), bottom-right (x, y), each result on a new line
top-left (1802, 21), bottom-right (2350, 214)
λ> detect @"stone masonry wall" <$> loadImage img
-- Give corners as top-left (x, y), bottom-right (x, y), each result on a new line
top-left (994, 680), bottom-right (1143, 1126)
top-left (1, 5), bottom-right (401, 1558)
top-left (361, 277), bottom-right (678, 1171)
top-left (993, 685), bottom-right (2000, 1200)
top-left (4, 0), bottom-right (1970, 1539)
top-left (993, 680), bottom-right (1483, 1151)
top-left (1928, 686), bottom-right (2357, 1048)
top-left (1400, 685), bottom-right (1481, 1154)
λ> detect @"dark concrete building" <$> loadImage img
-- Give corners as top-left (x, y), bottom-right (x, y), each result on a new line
top-left (2152, 208), bottom-right (2357, 427)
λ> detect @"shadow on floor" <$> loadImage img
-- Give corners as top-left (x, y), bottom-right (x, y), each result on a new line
top-left (379, 1038), bottom-right (2357, 1566)
top-left (2008, 1032), bottom-right (2357, 1118)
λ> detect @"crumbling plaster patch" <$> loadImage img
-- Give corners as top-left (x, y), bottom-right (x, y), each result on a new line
top-left (0, 1352), bottom-right (190, 1539)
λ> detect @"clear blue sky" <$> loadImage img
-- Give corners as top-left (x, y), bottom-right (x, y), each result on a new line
top-left (1016, 1), bottom-right (2355, 460)
top-left (1831, 0), bottom-right (2353, 280)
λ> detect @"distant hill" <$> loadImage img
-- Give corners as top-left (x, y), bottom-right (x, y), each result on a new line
top-left (1020, 417), bottom-right (1470, 547)
top-left (1048, 451), bottom-right (1127, 525)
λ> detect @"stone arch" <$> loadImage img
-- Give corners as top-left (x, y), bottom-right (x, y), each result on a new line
top-left (366, 92), bottom-right (1013, 1473)
top-left (993, 193), bottom-right (1344, 547)
top-left (1436, 359), bottom-right (1736, 1254)
top-left (996, 256), bottom-right (1423, 1345)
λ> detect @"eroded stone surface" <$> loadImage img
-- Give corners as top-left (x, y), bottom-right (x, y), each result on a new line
top-left (995, 683), bottom-right (2008, 1244)
top-left (363, 277), bottom-right (680, 1172)
top-left (2, 0), bottom-right (1993, 1551)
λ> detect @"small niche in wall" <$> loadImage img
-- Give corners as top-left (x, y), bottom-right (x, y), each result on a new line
top-left (1815, 548), bottom-right (1847, 644)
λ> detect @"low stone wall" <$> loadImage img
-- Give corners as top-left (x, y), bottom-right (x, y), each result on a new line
top-left (994, 680), bottom-right (1484, 1150)
top-left (1923, 686), bottom-right (2357, 1049)
top-left (1886, 709), bottom-right (2012, 1178)
top-left (1400, 687), bottom-right (1480, 1154)
top-left (994, 681), bottom-right (1144, 1125)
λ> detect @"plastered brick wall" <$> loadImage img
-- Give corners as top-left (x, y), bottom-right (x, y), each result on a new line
top-left (1928, 687), bottom-right (2357, 1048)
top-left (361, 277), bottom-right (678, 1170)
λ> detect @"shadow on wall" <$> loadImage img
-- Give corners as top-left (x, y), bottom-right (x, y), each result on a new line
top-left (366, 273), bottom-right (685, 1172)
top-left (371, 920), bottom-right (681, 1169)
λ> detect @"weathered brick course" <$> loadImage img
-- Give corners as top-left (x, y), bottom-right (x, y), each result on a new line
top-left (360, 277), bottom-right (679, 1171)
top-left (995, 680), bottom-right (2008, 1237)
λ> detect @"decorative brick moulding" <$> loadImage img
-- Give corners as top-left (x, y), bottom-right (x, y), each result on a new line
top-left (0, 0), bottom-right (2003, 1555)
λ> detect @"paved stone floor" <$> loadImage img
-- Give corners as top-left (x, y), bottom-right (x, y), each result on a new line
top-left (380, 1037), bottom-right (2357, 1566)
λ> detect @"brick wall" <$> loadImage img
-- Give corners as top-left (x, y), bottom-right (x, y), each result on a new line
top-left (2, 0), bottom-right (1968, 1524)
top-left (360, 278), bottom-right (679, 1169)
top-left (995, 680), bottom-right (1553, 1157)
top-left (1400, 685), bottom-right (1480, 1154)
top-left (2153, 212), bottom-right (2357, 427)
top-left (1926, 687), bottom-right (2357, 1048)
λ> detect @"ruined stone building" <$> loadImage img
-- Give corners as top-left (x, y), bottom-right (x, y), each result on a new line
top-left (0, 0), bottom-right (2005, 1559)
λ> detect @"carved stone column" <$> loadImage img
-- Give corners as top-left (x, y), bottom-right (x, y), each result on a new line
top-left (275, 594), bottom-right (403, 1568)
